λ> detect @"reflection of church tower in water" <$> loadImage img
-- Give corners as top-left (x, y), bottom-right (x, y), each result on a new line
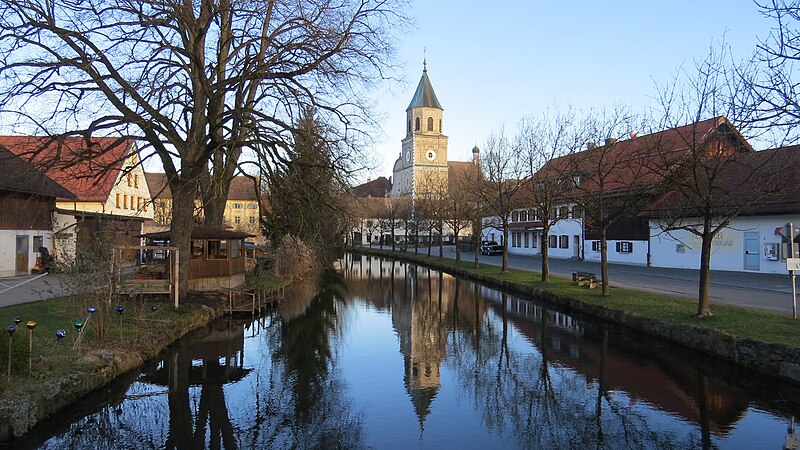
top-left (391, 59), bottom-right (449, 198)
top-left (392, 268), bottom-right (448, 432)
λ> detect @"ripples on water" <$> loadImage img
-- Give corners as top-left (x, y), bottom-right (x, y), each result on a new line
top-left (19, 254), bottom-right (800, 449)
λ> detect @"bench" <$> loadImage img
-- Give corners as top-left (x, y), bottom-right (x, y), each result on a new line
top-left (572, 271), bottom-right (597, 289)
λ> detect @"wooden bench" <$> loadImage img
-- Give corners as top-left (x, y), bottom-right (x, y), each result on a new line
top-left (572, 271), bottom-right (597, 289)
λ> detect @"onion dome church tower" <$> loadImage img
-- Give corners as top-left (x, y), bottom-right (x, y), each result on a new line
top-left (391, 60), bottom-right (449, 198)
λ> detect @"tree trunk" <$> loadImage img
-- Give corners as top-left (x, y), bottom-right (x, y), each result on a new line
top-left (454, 228), bottom-right (461, 263)
top-left (540, 226), bottom-right (550, 282)
top-left (601, 228), bottom-right (609, 297)
top-left (170, 177), bottom-right (199, 299)
top-left (697, 230), bottom-right (714, 317)
top-left (438, 221), bottom-right (444, 259)
top-left (501, 224), bottom-right (509, 273)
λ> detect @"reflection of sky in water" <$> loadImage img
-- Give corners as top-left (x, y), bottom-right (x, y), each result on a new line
top-left (31, 256), bottom-right (800, 449)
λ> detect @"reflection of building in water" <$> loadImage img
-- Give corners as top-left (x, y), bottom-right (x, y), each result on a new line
top-left (392, 264), bottom-right (447, 431)
top-left (342, 254), bottom-right (488, 430)
top-left (481, 287), bottom-right (751, 436)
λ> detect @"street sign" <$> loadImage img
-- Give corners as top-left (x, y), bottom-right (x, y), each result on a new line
top-left (789, 258), bottom-right (800, 272)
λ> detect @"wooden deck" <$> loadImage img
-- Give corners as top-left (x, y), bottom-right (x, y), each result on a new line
top-left (225, 286), bottom-right (282, 315)
top-left (117, 279), bottom-right (171, 296)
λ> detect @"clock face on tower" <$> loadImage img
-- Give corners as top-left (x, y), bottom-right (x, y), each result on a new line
top-left (405, 150), bottom-right (411, 163)
top-left (425, 149), bottom-right (436, 161)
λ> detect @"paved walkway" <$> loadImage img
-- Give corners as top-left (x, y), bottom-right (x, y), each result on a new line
top-left (367, 245), bottom-right (799, 316)
top-left (0, 273), bottom-right (73, 308)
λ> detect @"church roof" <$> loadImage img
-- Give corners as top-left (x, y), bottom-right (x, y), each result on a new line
top-left (407, 67), bottom-right (443, 111)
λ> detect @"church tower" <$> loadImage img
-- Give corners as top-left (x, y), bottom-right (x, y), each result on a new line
top-left (391, 61), bottom-right (449, 197)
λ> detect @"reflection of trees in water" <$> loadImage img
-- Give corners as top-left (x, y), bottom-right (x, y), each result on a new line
top-left (37, 271), bottom-right (364, 450)
top-left (245, 270), bottom-right (365, 449)
top-left (445, 296), bottom-right (697, 449)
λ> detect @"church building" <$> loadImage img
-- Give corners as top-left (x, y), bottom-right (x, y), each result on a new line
top-left (349, 62), bottom-right (480, 247)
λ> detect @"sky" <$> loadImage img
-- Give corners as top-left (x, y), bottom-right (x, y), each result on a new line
top-left (362, 1), bottom-right (774, 182)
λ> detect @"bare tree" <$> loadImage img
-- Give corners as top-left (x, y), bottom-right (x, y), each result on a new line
top-left (517, 108), bottom-right (585, 282)
top-left (563, 106), bottom-right (649, 296)
top-left (649, 46), bottom-right (783, 317)
top-left (467, 128), bottom-right (528, 273)
top-left (0, 0), bottom-right (408, 296)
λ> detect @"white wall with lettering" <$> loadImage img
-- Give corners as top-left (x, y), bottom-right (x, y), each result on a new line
top-left (648, 215), bottom-right (800, 274)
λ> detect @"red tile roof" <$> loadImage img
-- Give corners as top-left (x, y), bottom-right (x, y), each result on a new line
top-left (227, 175), bottom-right (259, 200)
top-left (0, 136), bottom-right (135, 202)
top-left (352, 176), bottom-right (392, 198)
top-left (0, 147), bottom-right (76, 199)
top-left (539, 116), bottom-right (752, 195)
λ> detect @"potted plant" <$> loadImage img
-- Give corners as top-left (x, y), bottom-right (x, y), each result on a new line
top-left (134, 264), bottom-right (159, 280)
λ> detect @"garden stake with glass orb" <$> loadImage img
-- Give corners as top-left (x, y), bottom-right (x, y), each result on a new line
top-left (26, 321), bottom-right (36, 374)
top-left (72, 306), bottom-right (96, 351)
top-left (6, 326), bottom-right (15, 381)
top-left (116, 306), bottom-right (124, 340)
top-left (53, 329), bottom-right (66, 350)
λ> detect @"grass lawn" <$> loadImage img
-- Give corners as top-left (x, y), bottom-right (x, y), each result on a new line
top-left (357, 248), bottom-right (800, 348)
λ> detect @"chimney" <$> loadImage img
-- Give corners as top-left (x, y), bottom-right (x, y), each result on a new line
top-left (587, 141), bottom-right (596, 151)
top-left (605, 137), bottom-right (617, 146)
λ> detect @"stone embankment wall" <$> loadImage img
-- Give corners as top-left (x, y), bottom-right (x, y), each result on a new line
top-left (0, 303), bottom-right (226, 442)
top-left (357, 249), bottom-right (800, 385)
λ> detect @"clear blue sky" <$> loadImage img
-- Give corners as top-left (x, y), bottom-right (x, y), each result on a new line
top-left (365, 1), bottom-right (772, 180)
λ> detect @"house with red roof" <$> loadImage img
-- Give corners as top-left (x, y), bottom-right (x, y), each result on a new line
top-left (643, 144), bottom-right (800, 273)
top-left (496, 116), bottom-right (765, 269)
top-left (0, 136), bottom-right (153, 263)
top-left (0, 147), bottom-right (75, 276)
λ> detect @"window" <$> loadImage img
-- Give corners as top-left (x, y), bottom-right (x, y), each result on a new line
top-left (137, 197), bottom-right (142, 210)
top-left (249, 216), bottom-right (256, 224)
top-left (191, 240), bottom-right (205, 259)
top-left (230, 239), bottom-right (241, 259)
top-left (439, 119), bottom-right (442, 132)
top-left (116, 193), bottom-right (121, 208)
top-left (234, 216), bottom-right (241, 224)
top-left (33, 236), bottom-right (43, 251)
top-left (524, 232), bottom-right (530, 248)
top-left (247, 203), bottom-right (257, 209)
top-left (559, 235), bottom-right (568, 249)
top-left (511, 232), bottom-right (518, 247)
top-left (512, 211), bottom-right (519, 222)
top-left (558, 206), bottom-right (569, 219)
top-left (616, 241), bottom-right (633, 253)
top-left (127, 173), bottom-right (132, 187)
top-left (532, 234), bottom-right (538, 248)
top-left (123, 194), bottom-right (128, 209)
top-left (572, 205), bottom-right (583, 219)
top-left (427, 117), bottom-right (433, 131)
top-left (548, 235), bottom-right (557, 248)
top-left (407, 119), bottom-right (411, 133)
top-left (591, 241), bottom-right (600, 252)
top-left (233, 203), bottom-right (243, 209)
top-left (207, 240), bottom-right (227, 259)
top-left (415, 117), bottom-right (420, 131)
top-left (134, 174), bottom-right (139, 188)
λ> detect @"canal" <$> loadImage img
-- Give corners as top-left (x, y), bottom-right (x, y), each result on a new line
top-left (18, 254), bottom-right (800, 449)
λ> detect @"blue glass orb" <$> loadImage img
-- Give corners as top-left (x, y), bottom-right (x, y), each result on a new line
top-left (6, 326), bottom-right (15, 336)
top-left (116, 306), bottom-right (124, 315)
top-left (55, 329), bottom-right (66, 340)
top-left (87, 307), bottom-right (97, 315)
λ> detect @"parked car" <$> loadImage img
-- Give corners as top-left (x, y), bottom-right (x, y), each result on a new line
top-left (480, 242), bottom-right (504, 256)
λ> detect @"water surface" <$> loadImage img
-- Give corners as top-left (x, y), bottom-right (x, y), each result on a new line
top-left (21, 254), bottom-right (800, 449)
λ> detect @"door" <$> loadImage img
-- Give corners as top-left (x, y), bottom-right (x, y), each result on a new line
top-left (15, 235), bottom-right (29, 275)
top-left (573, 235), bottom-right (581, 258)
top-left (744, 232), bottom-right (760, 271)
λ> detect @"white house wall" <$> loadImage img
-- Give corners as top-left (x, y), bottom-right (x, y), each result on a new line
top-left (0, 229), bottom-right (52, 277)
top-left (648, 216), bottom-right (800, 274)
top-left (584, 239), bottom-right (649, 265)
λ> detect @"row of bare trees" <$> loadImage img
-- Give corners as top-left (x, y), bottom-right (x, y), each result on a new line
top-left (0, 0), bottom-right (410, 296)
